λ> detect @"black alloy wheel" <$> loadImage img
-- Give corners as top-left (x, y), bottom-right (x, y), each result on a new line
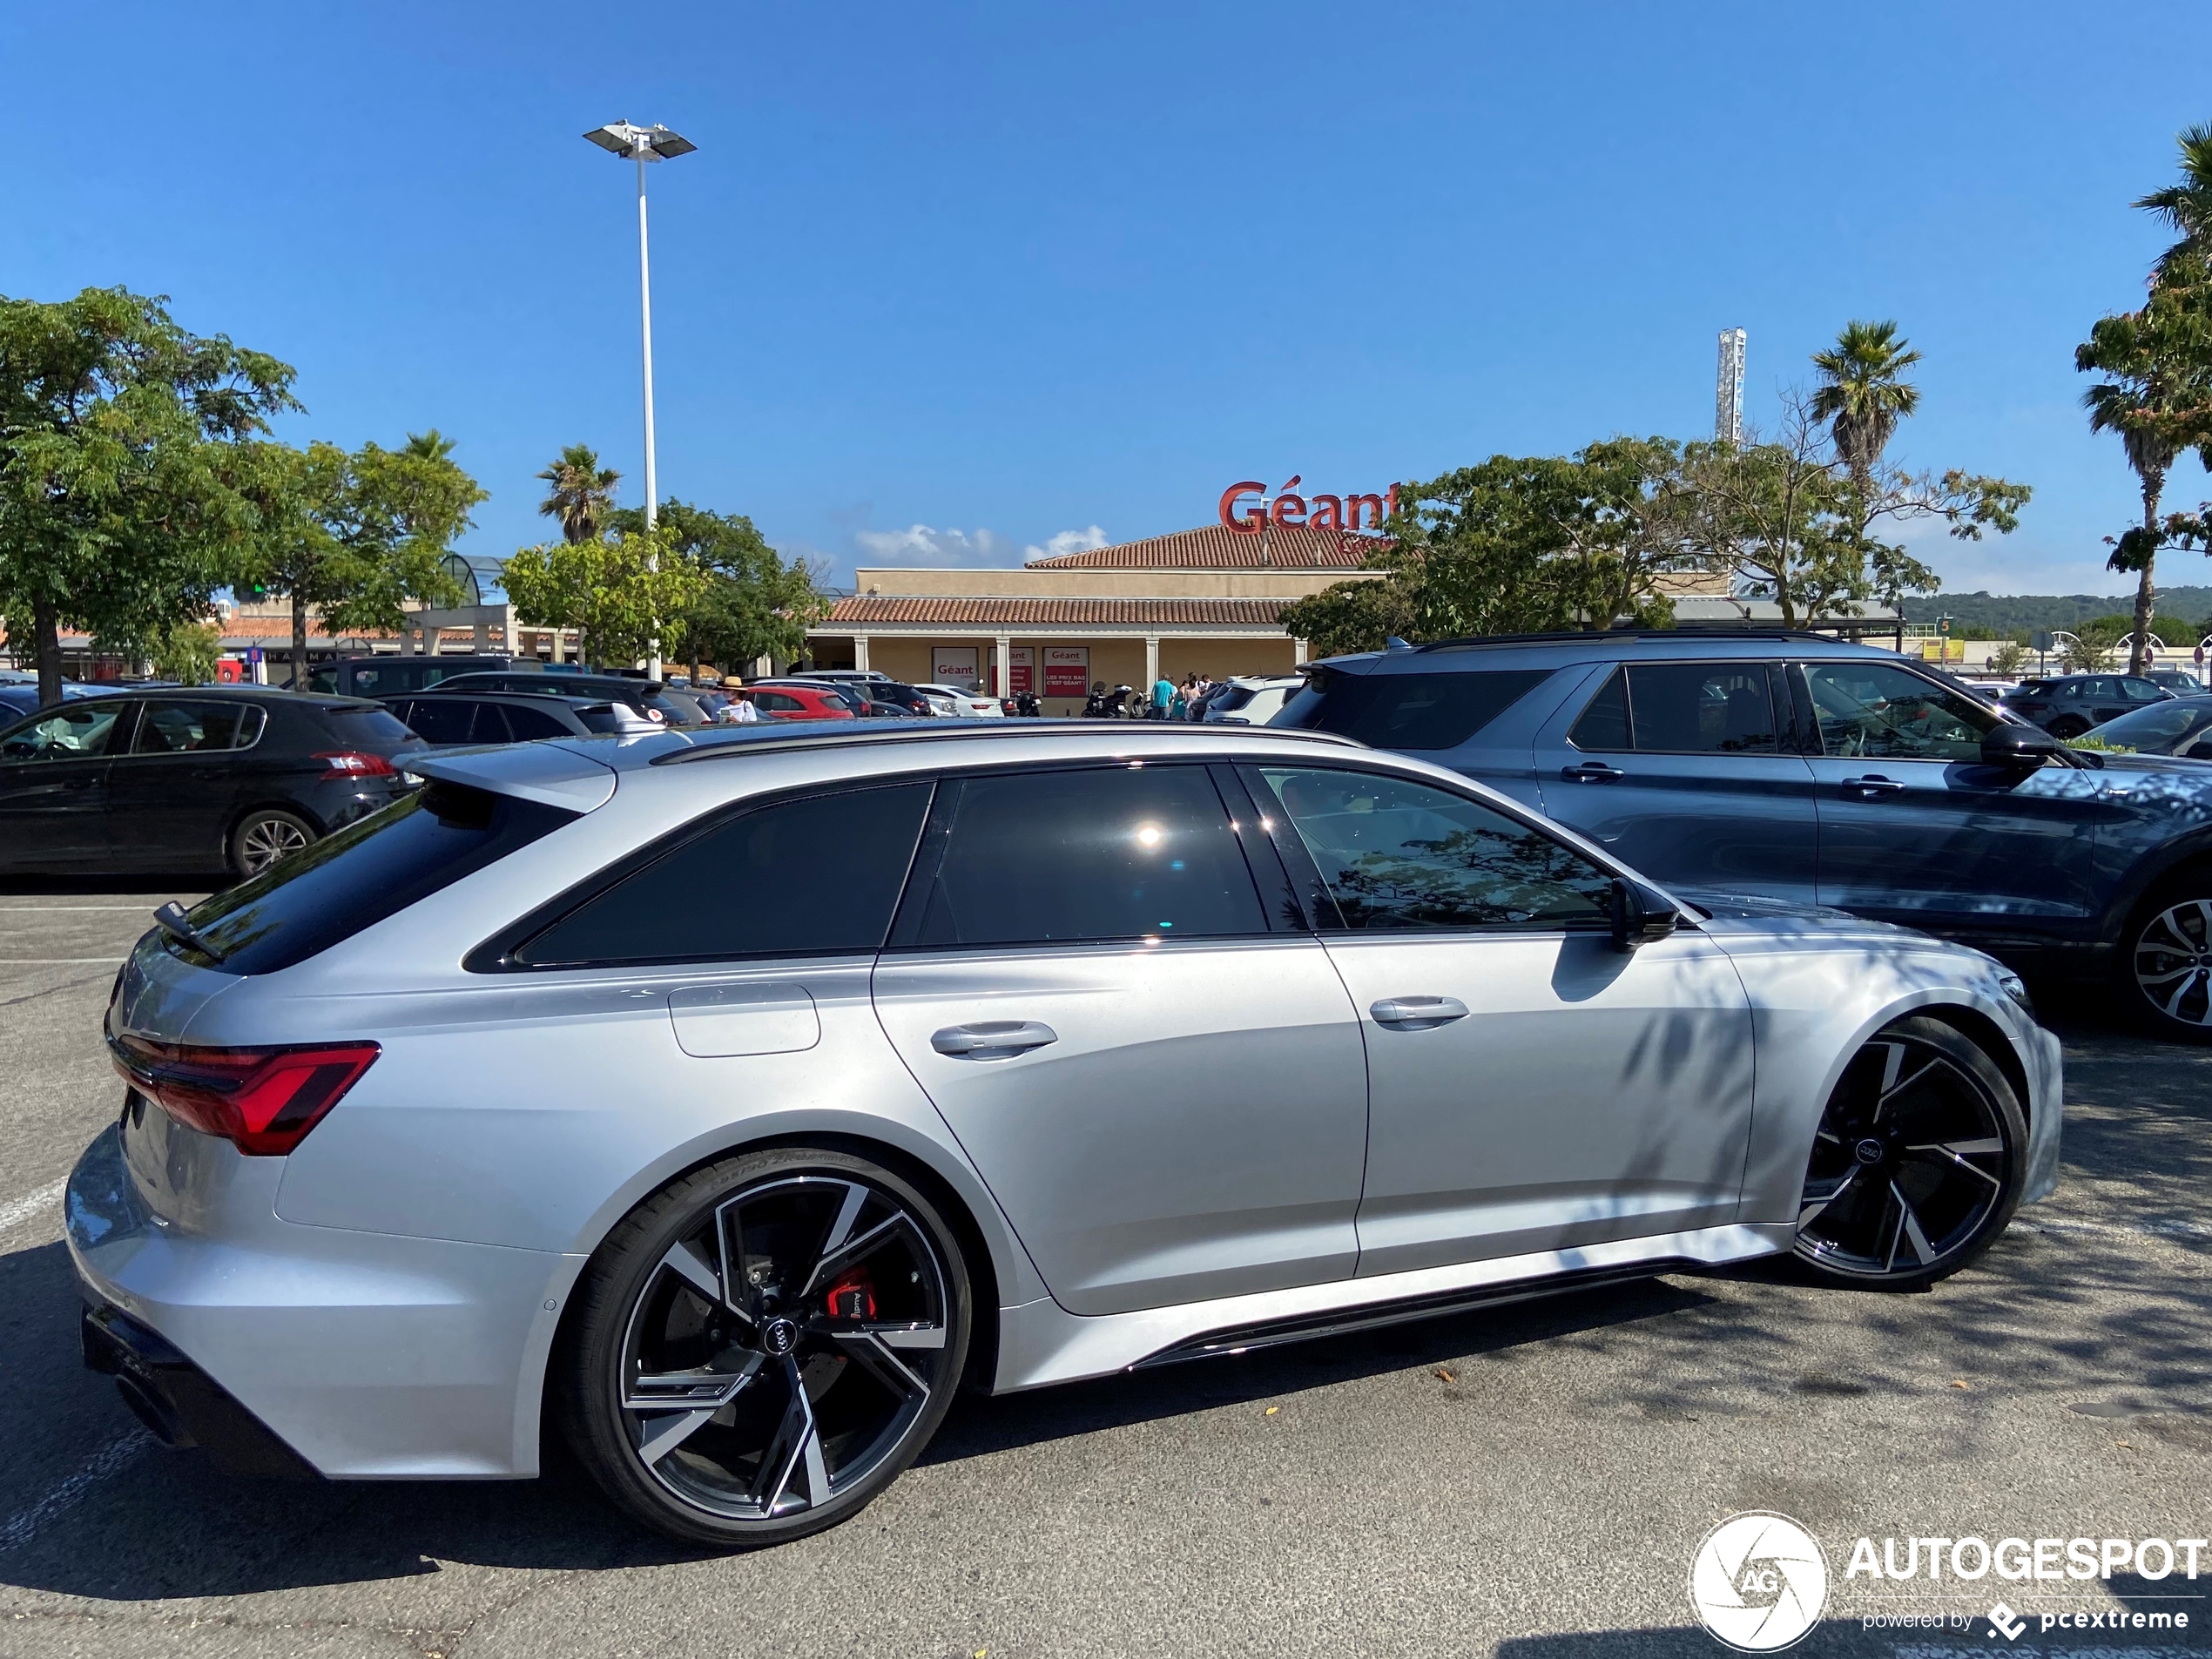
top-left (229, 809), bottom-right (315, 878)
top-left (2120, 878), bottom-right (2212, 1044)
top-left (560, 1147), bottom-right (971, 1546)
top-left (2047, 715), bottom-right (2091, 740)
top-left (1793, 1016), bottom-right (2027, 1290)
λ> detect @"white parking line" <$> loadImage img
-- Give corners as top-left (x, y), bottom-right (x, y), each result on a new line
top-left (0, 958), bottom-right (128, 965)
top-left (0, 906), bottom-right (165, 912)
top-left (0, 1431), bottom-right (154, 1554)
top-left (2022, 1217), bottom-right (2212, 1237)
top-left (0, 1178), bottom-right (68, 1236)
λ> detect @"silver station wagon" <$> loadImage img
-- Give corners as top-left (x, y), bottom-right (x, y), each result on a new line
top-left (70, 720), bottom-right (2060, 1545)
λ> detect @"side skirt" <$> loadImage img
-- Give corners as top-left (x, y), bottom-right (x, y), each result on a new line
top-left (989, 1222), bottom-right (1793, 1393)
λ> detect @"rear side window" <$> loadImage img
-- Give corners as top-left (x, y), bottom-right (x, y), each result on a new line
top-left (913, 765), bottom-right (1264, 947)
top-left (130, 699), bottom-right (266, 754)
top-left (510, 782), bottom-right (934, 968)
top-left (503, 705), bottom-right (570, 740)
top-left (401, 698), bottom-right (475, 745)
top-left (180, 783), bottom-right (577, 974)
top-left (1274, 669), bottom-right (1550, 751)
top-left (1569, 664), bottom-right (1778, 754)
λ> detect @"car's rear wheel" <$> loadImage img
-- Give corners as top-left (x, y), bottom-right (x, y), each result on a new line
top-left (228, 809), bottom-right (315, 878)
top-left (2047, 715), bottom-right (2091, 739)
top-left (2117, 874), bottom-right (2212, 1044)
top-left (557, 1146), bottom-right (971, 1547)
top-left (1792, 1016), bottom-right (2027, 1291)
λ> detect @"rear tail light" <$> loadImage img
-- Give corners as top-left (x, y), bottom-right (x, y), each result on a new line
top-left (111, 1036), bottom-right (380, 1156)
top-left (315, 750), bottom-right (397, 777)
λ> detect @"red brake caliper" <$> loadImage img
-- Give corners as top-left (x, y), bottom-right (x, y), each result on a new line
top-left (824, 1270), bottom-right (876, 1321)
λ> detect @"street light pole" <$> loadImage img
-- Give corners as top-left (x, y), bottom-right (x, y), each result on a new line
top-left (585, 119), bottom-right (697, 678)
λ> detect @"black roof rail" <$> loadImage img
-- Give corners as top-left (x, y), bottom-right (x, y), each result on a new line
top-left (1400, 627), bottom-right (1877, 653)
top-left (648, 718), bottom-right (1366, 766)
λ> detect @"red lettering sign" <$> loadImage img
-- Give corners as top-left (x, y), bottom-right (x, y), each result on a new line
top-left (1220, 476), bottom-right (1400, 534)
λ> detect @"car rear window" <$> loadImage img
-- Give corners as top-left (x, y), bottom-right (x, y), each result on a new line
top-left (325, 705), bottom-right (423, 748)
top-left (176, 782), bottom-right (577, 974)
top-left (1273, 669), bottom-right (1552, 751)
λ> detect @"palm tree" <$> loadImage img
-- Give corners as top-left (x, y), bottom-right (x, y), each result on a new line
top-left (536, 443), bottom-right (621, 544)
top-left (2077, 307), bottom-right (2187, 676)
top-left (1809, 320), bottom-right (1923, 481)
top-left (2136, 121), bottom-right (2212, 277)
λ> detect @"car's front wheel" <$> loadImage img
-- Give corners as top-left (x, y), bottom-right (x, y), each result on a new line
top-left (2118, 874), bottom-right (2212, 1043)
top-left (2047, 715), bottom-right (2091, 739)
top-left (228, 808), bottom-right (315, 878)
top-left (556, 1146), bottom-right (972, 1547)
top-left (1792, 1016), bottom-right (2027, 1291)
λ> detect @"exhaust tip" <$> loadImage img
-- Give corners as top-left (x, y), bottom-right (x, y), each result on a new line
top-left (113, 1372), bottom-right (194, 1449)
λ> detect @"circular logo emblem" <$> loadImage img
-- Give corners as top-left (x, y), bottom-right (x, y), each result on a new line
top-left (1689, 1512), bottom-right (1829, 1652)
top-left (1854, 1137), bottom-right (1886, 1166)
top-left (760, 1318), bottom-right (800, 1357)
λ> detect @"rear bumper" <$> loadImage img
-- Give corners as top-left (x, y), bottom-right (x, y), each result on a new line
top-left (66, 1121), bottom-right (576, 1478)
top-left (79, 1299), bottom-right (314, 1478)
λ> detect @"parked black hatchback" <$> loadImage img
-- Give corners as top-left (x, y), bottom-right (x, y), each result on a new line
top-left (0, 688), bottom-right (424, 878)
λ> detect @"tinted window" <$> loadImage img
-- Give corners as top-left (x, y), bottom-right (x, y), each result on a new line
top-left (307, 669), bottom-right (339, 694)
top-left (754, 691), bottom-right (803, 712)
top-left (131, 699), bottom-right (264, 754)
top-left (324, 704), bottom-right (422, 749)
top-left (2090, 701), bottom-right (2212, 752)
top-left (502, 704), bottom-right (570, 740)
top-left (183, 783), bottom-right (577, 974)
top-left (914, 766), bottom-right (1263, 946)
top-left (1567, 670), bottom-right (1629, 751)
top-left (1804, 662), bottom-right (1997, 762)
top-left (515, 783), bottom-right (933, 967)
top-left (1255, 766), bottom-right (1613, 931)
top-left (1626, 664), bottom-right (1777, 754)
top-left (2121, 678), bottom-right (2167, 704)
top-left (1275, 669), bottom-right (1550, 751)
top-left (402, 698), bottom-right (476, 745)
top-left (0, 700), bottom-right (129, 763)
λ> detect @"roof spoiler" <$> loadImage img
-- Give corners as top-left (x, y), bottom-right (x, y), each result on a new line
top-left (407, 743), bottom-right (619, 813)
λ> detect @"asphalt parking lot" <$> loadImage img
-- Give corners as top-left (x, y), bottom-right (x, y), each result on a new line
top-left (2, 887), bottom-right (2209, 1658)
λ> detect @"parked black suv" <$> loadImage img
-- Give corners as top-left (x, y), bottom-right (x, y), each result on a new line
top-left (2000, 673), bottom-right (2171, 738)
top-left (0, 687), bottom-right (423, 877)
top-left (1278, 631), bottom-right (2212, 1042)
top-left (304, 655), bottom-right (540, 698)
top-left (381, 690), bottom-right (657, 746)
top-left (431, 671), bottom-right (709, 726)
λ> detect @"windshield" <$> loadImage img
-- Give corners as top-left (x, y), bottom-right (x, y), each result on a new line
top-left (2091, 700), bottom-right (2212, 753)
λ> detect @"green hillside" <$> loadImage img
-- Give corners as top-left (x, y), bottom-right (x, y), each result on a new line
top-left (1900, 588), bottom-right (2212, 640)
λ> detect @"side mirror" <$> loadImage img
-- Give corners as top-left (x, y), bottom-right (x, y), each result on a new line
top-left (1609, 877), bottom-right (1679, 953)
top-left (1980, 723), bottom-right (2063, 767)
top-left (2186, 741), bottom-right (2212, 761)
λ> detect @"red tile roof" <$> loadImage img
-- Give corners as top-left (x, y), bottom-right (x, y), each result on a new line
top-left (823, 597), bottom-right (1297, 628)
top-left (1023, 523), bottom-right (1390, 570)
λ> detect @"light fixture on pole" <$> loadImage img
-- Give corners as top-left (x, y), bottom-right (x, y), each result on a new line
top-left (584, 119), bottom-right (696, 677)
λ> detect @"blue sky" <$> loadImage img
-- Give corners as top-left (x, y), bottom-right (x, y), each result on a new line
top-left (7, 1), bottom-right (2209, 598)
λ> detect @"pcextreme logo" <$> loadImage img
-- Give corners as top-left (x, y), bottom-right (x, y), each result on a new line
top-left (1688, 1513), bottom-right (1831, 1652)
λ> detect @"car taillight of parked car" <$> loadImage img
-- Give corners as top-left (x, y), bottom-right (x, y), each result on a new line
top-left (314, 750), bottom-right (398, 776)
top-left (110, 1035), bottom-right (381, 1156)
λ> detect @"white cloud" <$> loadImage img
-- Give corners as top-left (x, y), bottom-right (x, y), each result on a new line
top-left (1024, 525), bottom-right (1109, 561)
top-left (853, 524), bottom-right (1009, 565)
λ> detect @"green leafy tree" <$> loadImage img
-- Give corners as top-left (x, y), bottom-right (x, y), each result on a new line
top-left (501, 528), bottom-right (705, 671)
top-left (537, 444), bottom-right (621, 544)
top-left (2060, 616), bottom-right (2129, 672)
top-left (0, 287), bottom-right (297, 705)
top-left (151, 617), bottom-right (224, 685)
top-left (606, 500), bottom-right (829, 679)
top-left (1985, 639), bottom-right (2028, 677)
top-left (238, 431), bottom-right (486, 685)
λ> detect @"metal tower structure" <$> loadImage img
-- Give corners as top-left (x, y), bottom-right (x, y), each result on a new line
top-left (1715, 327), bottom-right (1746, 446)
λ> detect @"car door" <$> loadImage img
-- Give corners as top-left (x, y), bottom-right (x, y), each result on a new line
top-left (870, 762), bottom-right (1371, 1315)
top-left (1244, 762), bottom-right (1754, 1276)
top-left (1530, 660), bottom-right (1821, 905)
top-left (1797, 658), bottom-right (2116, 934)
top-left (0, 699), bottom-right (135, 868)
top-left (104, 698), bottom-right (267, 867)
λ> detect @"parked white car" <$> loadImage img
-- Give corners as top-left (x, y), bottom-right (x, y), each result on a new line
top-left (1203, 674), bottom-right (1306, 725)
top-left (914, 683), bottom-right (1004, 717)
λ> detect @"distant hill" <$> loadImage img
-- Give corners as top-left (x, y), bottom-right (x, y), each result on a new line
top-left (1901, 588), bottom-right (2212, 639)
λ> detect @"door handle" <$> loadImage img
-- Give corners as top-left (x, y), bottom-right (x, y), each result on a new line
top-left (1561, 761), bottom-right (1624, 783)
top-left (929, 1021), bottom-right (1058, 1059)
top-left (1370, 996), bottom-right (1469, 1028)
top-left (1841, 774), bottom-right (1905, 799)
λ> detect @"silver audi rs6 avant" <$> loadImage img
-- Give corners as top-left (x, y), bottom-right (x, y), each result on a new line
top-left (69, 720), bottom-right (2062, 1545)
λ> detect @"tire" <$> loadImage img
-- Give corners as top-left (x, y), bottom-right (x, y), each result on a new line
top-left (2047, 716), bottom-right (2091, 740)
top-left (2115, 874), bottom-right (2212, 1044)
top-left (1792, 1016), bottom-right (2027, 1291)
top-left (556, 1145), bottom-right (973, 1548)
top-left (228, 809), bottom-right (316, 879)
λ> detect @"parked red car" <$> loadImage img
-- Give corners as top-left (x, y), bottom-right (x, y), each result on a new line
top-left (743, 684), bottom-right (855, 721)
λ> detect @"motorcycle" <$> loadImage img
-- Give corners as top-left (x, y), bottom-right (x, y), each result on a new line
top-left (1082, 683), bottom-right (1135, 718)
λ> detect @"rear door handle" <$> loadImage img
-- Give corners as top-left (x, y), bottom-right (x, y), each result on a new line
top-left (1842, 774), bottom-right (1905, 798)
top-left (1561, 761), bottom-right (1624, 783)
top-left (929, 1021), bottom-right (1058, 1059)
top-left (1370, 996), bottom-right (1469, 1028)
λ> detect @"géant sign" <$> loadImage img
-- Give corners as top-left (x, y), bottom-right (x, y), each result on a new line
top-left (1217, 475), bottom-right (1401, 534)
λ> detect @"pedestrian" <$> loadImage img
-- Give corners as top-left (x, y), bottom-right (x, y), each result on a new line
top-left (730, 689), bottom-right (759, 723)
top-left (1151, 669), bottom-right (1177, 722)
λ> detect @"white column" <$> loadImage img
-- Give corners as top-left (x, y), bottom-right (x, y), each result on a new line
top-left (1292, 637), bottom-right (1309, 665)
top-left (853, 636), bottom-right (870, 671)
top-left (995, 634), bottom-right (1011, 699)
top-left (1143, 634), bottom-right (1160, 695)
top-left (550, 629), bottom-right (567, 664)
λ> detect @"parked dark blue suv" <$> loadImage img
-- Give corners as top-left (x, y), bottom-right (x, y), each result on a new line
top-left (1277, 631), bottom-right (2212, 1042)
